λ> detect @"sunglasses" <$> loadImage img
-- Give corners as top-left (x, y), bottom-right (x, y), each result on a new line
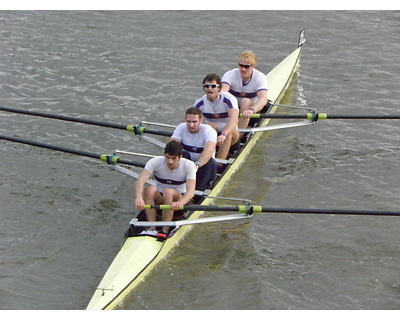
top-left (203, 83), bottom-right (220, 88)
top-left (238, 63), bottom-right (253, 69)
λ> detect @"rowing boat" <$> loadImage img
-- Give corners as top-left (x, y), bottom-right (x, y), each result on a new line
top-left (86, 29), bottom-right (307, 310)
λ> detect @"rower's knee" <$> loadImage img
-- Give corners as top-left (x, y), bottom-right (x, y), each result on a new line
top-left (144, 185), bottom-right (157, 199)
top-left (240, 98), bottom-right (253, 110)
top-left (162, 188), bottom-right (179, 203)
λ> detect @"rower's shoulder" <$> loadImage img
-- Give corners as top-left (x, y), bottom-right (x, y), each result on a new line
top-left (253, 68), bottom-right (267, 77)
top-left (222, 68), bottom-right (239, 78)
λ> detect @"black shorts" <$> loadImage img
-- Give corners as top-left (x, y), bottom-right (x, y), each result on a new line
top-left (230, 138), bottom-right (241, 153)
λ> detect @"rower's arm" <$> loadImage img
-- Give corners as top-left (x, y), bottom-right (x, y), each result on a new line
top-left (134, 169), bottom-right (152, 209)
top-left (221, 83), bottom-right (230, 92)
top-left (222, 108), bottom-right (239, 136)
top-left (251, 90), bottom-right (268, 113)
top-left (180, 179), bottom-right (196, 204)
top-left (197, 140), bottom-right (216, 167)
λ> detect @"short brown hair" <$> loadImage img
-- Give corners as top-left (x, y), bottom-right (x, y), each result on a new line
top-left (185, 106), bottom-right (203, 120)
top-left (164, 140), bottom-right (183, 156)
top-left (202, 73), bottom-right (222, 88)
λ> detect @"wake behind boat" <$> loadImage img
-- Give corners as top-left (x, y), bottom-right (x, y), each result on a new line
top-left (86, 29), bottom-right (307, 310)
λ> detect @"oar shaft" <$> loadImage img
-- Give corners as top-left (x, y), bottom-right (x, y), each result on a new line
top-left (242, 112), bottom-right (400, 120)
top-left (0, 106), bottom-right (173, 137)
top-left (320, 114), bottom-right (400, 120)
top-left (258, 207), bottom-right (400, 216)
top-left (243, 113), bottom-right (308, 119)
top-left (144, 205), bottom-right (400, 217)
top-left (1, 106), bottom-right (128, 129)
top-left (0, 135), bottom-right (146, 167)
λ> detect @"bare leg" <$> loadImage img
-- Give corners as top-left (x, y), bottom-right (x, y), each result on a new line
top-left (143, 185), bottom-right (163, 230)
top-left (160, 188), bottom-right (182, 234)
top-left (216, 130), bottom-right (240, 160)
top-left (238, 98), bottom-right (253, 136)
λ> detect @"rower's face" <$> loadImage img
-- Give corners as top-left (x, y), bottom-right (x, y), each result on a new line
top-left (164, 153), bottom-right (181, 170)
top-left (203, 81), bottom-right (220, 102)
top-left (185, 114), bottom-right (202, 133)
top-left (238, 59), bottom-right (254, 79)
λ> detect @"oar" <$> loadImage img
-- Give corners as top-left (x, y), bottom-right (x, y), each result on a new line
top-left (0, 106), bottom-right (173, 137)
top-left (0, 135), bottom-right (146, 168)
top-left (144, 204), bottom-right (400, 217)
top-left (241, 112), bottom-right (400, 121)
top-left (131, 204), bottom-right (400, 228)
top-left (130, 214), bottom-right (251, 227)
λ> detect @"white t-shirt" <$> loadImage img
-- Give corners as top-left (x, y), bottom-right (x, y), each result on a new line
top-left (144, 156), bottom-right (196, 193)
top-left (193, 92), bottom-right (239, 132)
top-left (171, 123), bottom-right (217, 161)
top-left (221, 68), bottom-right (268, 101)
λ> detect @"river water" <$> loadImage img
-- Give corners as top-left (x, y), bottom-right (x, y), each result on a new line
top-left (1, 10), bottom-right (400, 310)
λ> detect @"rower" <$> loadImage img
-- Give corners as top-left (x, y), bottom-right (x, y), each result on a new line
top-left (193, 73), bottom-right (240, 162)
top-left (171, 107), bottom-right (217, 193)
top-left (134, 140), bottom-right (196, 239)
top-left (221, 51), bottom-right (269, 134)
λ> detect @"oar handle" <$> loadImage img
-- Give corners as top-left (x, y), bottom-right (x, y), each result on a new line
top-left (143, 204), bottom-right (259, 213)
top-left (240, 113), bottom-right (312, 119)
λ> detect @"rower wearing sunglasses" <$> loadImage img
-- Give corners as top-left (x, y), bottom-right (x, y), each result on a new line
top-left (193, 73), bottom-right (240, 162)
top-left (221, 51), bottom-right (268, 132)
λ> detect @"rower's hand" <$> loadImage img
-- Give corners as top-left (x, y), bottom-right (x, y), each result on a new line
top-left (217, 134), bottom-right (226, 146)
top-left (242, 109), bottom-right (254, 118)
top-left (171, 202), bottom-right (183, 210)
top-left (135, 198), bottom-right (145, 210)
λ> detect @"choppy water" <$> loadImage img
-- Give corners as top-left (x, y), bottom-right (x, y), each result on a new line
top-left (1, 10), bottom-right (400, 310)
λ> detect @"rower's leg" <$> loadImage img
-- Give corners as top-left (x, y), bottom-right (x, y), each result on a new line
top-left (160, 188), bottom-right (182, 234)
top-left (196, 158), bottom-right (216, 191)
top-left (216, 134), bottom-right (232, 160)
top-left (143, 185), bottom-right (162, 230)
top-left (238, 98), bottom-right (253, 136)
top-left (216, 129), bottom-right (240, 160)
